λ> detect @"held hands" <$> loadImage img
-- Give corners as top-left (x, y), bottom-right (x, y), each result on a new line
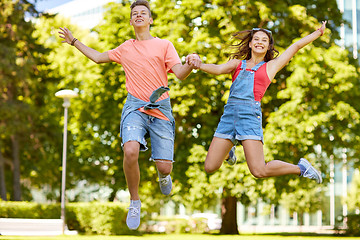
top-left (185, 53), bottom-right (201, 69)
top-left (317, 21), bottom-right (327, 36)
top-left (58, 27), bottom-right (76, 45)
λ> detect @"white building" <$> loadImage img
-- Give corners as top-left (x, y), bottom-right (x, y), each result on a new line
top-left (337, 0), bottom-right (360, 57)
top-left (47, 0), bottom-right (121, 29)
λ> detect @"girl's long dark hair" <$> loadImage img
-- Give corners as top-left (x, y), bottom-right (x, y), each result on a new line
top-left (229, 29), bottom-right (279, 62)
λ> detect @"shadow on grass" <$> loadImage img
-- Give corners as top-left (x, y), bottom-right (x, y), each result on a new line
top-left (255, 232), bottom-right (342, 237)
top-left (206, 232), bottom-right (345, 237)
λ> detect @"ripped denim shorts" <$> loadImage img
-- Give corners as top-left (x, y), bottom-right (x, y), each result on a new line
top-left (121, 110), bottom-right (175, 161)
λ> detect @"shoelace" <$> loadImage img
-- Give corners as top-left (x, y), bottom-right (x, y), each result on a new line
top-left (127, 206), bottom-right (140, 217)
top-left (160, 176), bottom-right (169, 186)
top-left (303, 168), bottom-right (316, 179)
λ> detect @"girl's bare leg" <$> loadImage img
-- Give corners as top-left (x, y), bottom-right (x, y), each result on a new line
top-left (204, 137), bottom-right (233, 173)
top-left (242, 139), bottom-right (300, 178)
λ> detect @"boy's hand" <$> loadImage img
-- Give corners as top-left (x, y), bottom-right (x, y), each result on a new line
top-left (186, 53), bottom-right (201, 69)
top-left (59, 27), bottom-right (75, 45)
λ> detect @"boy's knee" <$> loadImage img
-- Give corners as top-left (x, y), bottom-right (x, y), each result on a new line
top-left (156, 160), bottom-right (172, 175)
top-left (123, 142), bottom-right (140, 163)
top-left (158, 168), bottom-right (171, 176)
top-left (124, 149), bottom-right (137, 159)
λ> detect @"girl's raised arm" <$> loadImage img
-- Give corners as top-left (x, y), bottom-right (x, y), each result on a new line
top-left (267, 21), bottom-right (326, 79)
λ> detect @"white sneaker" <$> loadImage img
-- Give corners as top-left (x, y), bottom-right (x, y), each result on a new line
top-left (226, 146), bottom-right (237, 165)
top-left (298, 158), bottom-right (322, 184)
top-left (126, 200), bottom-right (141, 230)
top-left (158, 171), bottom-right (172, 195)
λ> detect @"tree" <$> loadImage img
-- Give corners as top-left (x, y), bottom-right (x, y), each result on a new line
top-left (0, 0), bottom-right (61, 201)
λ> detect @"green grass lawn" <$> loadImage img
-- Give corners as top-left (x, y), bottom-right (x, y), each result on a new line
top-left (0, 234), bottom-right (358, 240)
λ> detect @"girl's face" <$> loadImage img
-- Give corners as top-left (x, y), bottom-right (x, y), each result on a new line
top-left (249, 31), bottom-right (270, 54)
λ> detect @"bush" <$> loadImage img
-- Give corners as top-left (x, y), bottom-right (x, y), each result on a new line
top-left (0, 201), bottom-right (211, 235)
top-left (67, 202), bottom-right (132, 235)
top-left (0, 201), bottom-right (60, 219)
top-left (345, 214), bottom-right (360, 236)
top-left (0, 201), bottom-right (132, 235)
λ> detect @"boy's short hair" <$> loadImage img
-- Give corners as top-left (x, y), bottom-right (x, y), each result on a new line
top-left (130, 0), bottom-right (152, 17)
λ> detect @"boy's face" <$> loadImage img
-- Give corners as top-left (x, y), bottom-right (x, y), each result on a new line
top-left (130, 5), bottom-right (153, 27)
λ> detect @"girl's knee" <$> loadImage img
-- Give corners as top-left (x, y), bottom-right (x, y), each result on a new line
top-left (204, 165), bottom-right (212, 174)
top-left (249, 167), bottom-right (266, 178)
top-left (204, 162), bottom-right (219, 174)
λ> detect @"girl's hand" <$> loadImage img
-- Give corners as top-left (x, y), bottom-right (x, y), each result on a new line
top-left (186, 53), bottom-right (201, 69)
top-left (318, 20), bottom-right (327, 36)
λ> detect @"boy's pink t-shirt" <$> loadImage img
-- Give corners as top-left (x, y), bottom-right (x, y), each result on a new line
top-left (108, 37), bottom-right (181, 120)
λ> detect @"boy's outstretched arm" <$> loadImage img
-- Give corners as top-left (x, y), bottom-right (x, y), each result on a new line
top-left (171, 53), bottom-right (201, 80)
top-left (59, 27), bottom-right (111, 64)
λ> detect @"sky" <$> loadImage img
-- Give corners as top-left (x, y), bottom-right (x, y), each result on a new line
top-left (30, 0), bottom-right (74, 12)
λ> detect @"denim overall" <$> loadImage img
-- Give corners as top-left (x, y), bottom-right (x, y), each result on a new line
top-left (214, 60), bottom-right (265, 144)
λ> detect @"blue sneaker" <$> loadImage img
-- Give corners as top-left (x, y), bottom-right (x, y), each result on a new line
top-left (126, 200), bottom-right (141, 230)
top-left (226, 146), bottom-right (237, 165)
top-left (298, 158), bottom-right (322, 184)
top-left (158, 171), bottom-right (172, 195)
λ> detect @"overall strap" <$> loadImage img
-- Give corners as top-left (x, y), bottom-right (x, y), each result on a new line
top-left (251, 61), bottom-right (265, 71)
top-left (239, 60), bottom-right (247, 71)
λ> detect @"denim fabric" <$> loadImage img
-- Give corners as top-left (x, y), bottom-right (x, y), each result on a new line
top-left (229, 60), bottom-right (265, 101)
top-left (119, 87), bottom-right (175, 160)
top-left (149, 86), bottom-right (170, 103)
top-left (121, 110), bottom-right (174, 161)
top-left (215, 60), bottom-right (265, 144)
top-left (120, 87), bottom-right (174, 138)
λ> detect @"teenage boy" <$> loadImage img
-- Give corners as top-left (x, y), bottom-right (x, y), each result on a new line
top-left (59, 0), bottom-right (200, 230)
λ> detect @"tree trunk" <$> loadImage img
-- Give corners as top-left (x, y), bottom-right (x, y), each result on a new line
top-left (220, 194), bottom-right (239, 234)
top-left (0, 147), bottom-right (7, 200)
top-left (108, 187), bottom-right (117, 202)
top-left (11, 134), bottom-right (21, 201)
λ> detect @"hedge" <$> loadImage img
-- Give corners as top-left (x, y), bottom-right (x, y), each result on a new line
top-left (345, 214), bottom-right (360, 236)
top-left (0, 201), bottom-right (134, 235)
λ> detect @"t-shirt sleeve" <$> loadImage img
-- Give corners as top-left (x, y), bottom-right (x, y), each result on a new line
top-left (108, 44), bottom-right (123, 64)
top-left (165, 41), bottom-right (181, 72)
